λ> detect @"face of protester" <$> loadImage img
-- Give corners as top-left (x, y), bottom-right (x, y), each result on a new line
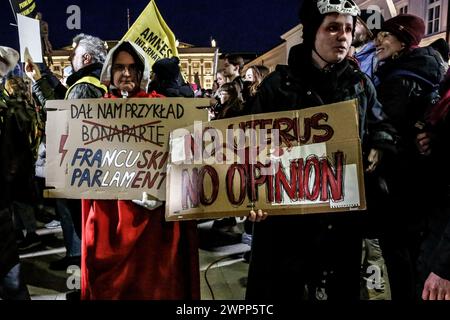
top-left (70, 44), bottom-right (89, 72)
top-left (313, 13), bottom-right (354, 68)
top-left (216, 72), bottom-right (226, 86)
top-left (112, 51), bottom-right (140, 93)
top-left (375, 31), bottom-right (405, 61)
top-left (219, 89), bottom-right (230, 105)
top-left (223, 59), bottom-right (239, 79)
top-left (245, 68), bottom-right (255, 82)
top-left (352, 19), bottom-right (370, 48)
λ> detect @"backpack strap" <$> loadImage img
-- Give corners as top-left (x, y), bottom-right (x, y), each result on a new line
top-left (385, 69), bottom-right (438, 91)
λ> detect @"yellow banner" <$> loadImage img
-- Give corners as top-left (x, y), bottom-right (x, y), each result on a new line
top-left (10, 0), bottom-right (37, 17)
top-left (121, 0), bottom-right (178, 68)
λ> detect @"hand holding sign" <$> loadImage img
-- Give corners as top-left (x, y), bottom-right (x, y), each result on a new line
top-left (365, 148), bottom-right (383, 173)
top-left (248, 209), bottom-right (268, 222)
top-left (416, 132), bottom-right (432, 156)
top-left (132, 192), bottom-right (163, 211)
top-left (24, 50), bottom-right (42, 82)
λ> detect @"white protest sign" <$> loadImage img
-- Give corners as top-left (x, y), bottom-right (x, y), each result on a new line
top-left (17, 13), bottom-right (43, 63)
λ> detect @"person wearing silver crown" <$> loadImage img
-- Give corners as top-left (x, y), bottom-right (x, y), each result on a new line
top-left (245, 0), bottom-right (396, 300)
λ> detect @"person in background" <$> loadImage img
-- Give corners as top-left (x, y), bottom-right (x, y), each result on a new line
top-left (148, 56), bottom-right (194, 98)
top-left (351, 8), bottom-right (384, 82)
top-left (222, 53), bottom-right (245, 101)
top-left (0, 46), bottom-right (31, 300)
top-left (4, 76), bottom-right (41, 251)
top-left (215, 82), bottom-right (244, 119)
top-left (209, 69), bottom-right (227, 120)
top-left (429, 38), bottom-right (449, 78)
top-left (373, 14), bottom-right (443, 300)
top-left (25, 33), bottom-right (108, 272)
top-left (415, 66), bottom-right (450, 301)
top-left (350, 7), bottom-right (389, 299)
top-left (243, 65), bottom-right (270, 110)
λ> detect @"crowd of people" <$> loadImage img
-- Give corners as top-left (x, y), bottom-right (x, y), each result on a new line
top-left (0, 0), bottom-right (449, 301)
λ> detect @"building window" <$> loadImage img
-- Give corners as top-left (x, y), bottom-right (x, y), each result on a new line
top-left (399, 5), bottom-right (408, 14)
top-left (427, 0), bottom-right (441, 35)
top-left (204, 62), bottom-right (212, 75)
top-left (192, 61), bottom-right (201, 76)
top-left (204, 76), bottom-right (213, 89)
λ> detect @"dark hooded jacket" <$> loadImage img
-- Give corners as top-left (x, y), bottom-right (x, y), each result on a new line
top-left (374, 47), bottom-right (444, 220)
top-left (0, 89), bottom-right (34, 278)
top-left (375, 47), bottom-right (443, 145)
top-left (148, 57), bottom-right (194, 98)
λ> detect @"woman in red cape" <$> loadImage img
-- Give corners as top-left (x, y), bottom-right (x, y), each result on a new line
top-left (81, 41), bottom-right (199, 300)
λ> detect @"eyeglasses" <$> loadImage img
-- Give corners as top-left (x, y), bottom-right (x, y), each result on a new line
top-left (376, 31), bottom-right (393, 40)
top-left (112, 63), bottom-right (138, 74)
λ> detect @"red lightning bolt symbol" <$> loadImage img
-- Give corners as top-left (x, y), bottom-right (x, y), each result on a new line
top-left (59, 134), bottom-right (69, 166)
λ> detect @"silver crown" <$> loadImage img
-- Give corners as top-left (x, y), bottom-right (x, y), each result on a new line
top-left (317, 0), bottom-right (361, 17)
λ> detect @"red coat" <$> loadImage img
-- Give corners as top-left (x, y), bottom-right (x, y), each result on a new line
top-left (81, 91), bottom-right (199, 299)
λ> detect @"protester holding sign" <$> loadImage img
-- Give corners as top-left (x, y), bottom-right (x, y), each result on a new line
top-left (245, 0), bottom-right (396, 300)
top-left (81, 41), bottom-right (199, 300)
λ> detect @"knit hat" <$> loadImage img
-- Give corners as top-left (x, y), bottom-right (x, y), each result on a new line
top-left (152, 56), bottom-right (180, 82)
top-left (0, 46), bottom-right (19, 76)
top-left (299, 0), bottom-right (360, 49)
top-left (380, 14), bottom-right (425, 47)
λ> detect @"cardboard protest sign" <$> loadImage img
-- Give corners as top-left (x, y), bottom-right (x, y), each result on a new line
top-left (166, 99), bottom-right (366, 221)
top-left (45, 98), bottom-right (209, 200)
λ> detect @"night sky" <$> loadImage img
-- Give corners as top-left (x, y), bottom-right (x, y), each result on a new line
top-left (0, 0), bottom-right (302, 54)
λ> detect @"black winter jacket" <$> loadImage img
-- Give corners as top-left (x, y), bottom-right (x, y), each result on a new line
top-left (252, 44), bottom-right (396, 152)
top-left (0, 90), bottom-right (34, 278)
top-left (33, 63), bottom-right (105, 109)
top-left (375, 47), bottom-right (443, 153)
top-left (32, 63), bottom-right (105, 179)
top-left (374, 47), bottom-right (444, 215)
top-left (418, 106), bottom-right (450, 281)
top-left (246, 44), bottom-right (396, 300)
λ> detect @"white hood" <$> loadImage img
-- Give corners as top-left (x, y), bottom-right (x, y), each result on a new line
top-left (100, 41), bottom-right (151, 92)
